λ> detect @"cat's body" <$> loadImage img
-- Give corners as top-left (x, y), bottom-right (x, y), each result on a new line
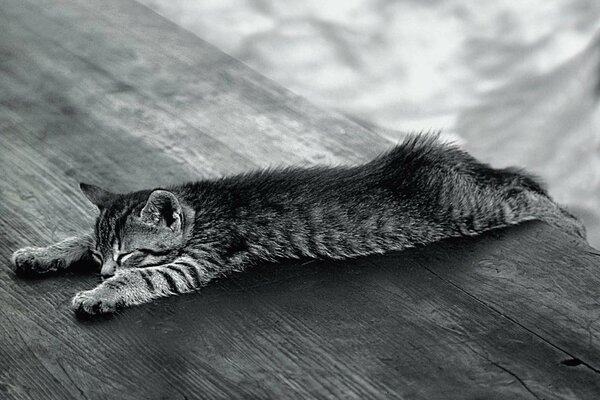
top-left (11, 135), bottom-right (586, 315)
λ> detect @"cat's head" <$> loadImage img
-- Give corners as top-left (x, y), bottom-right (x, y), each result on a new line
top-left (80, 183), bottom-right (186, 278)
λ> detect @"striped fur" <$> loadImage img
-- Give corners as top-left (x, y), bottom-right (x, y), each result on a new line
top-left (11, 135), bottom-right (587, 315)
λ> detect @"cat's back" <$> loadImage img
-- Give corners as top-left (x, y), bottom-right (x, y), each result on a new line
top-left (179, 135), bottom-right (462, 208)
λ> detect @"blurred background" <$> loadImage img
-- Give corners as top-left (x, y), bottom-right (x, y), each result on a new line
top-left (139, 0), bottom-right (600, 247)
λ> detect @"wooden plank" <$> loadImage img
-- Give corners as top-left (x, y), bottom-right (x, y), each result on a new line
top-left (423, 222), bottom-right (600, 371)
top-left (3, 0), bottom-right (390, 169)
top-left (1, 0), bottom-right (599, 399)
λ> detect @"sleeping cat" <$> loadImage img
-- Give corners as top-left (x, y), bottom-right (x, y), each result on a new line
top-left (10, 135), bottom-right (586, 316)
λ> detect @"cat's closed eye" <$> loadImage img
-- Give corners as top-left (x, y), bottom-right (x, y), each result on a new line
top-left (115, 249), bottom-right (169, 268)
top-left (136, 248), bottom-right (173, 257)
top-left (116, 252), bottom-right (135, 265)
top-left (91, 250), bottom-right (103, 265)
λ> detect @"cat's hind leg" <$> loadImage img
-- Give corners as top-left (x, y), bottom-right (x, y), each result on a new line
top-left (448, 164), bottom-right (586, 240)
top-left (493, 170), bottom-right (587, 240)
top-left (517, 191), bottom-right (587, 240)
top-left (11, 234), bottom-right (98, 277)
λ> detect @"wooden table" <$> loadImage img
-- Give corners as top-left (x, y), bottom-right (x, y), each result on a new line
top-left (1, 1), bottom-right (599, 399)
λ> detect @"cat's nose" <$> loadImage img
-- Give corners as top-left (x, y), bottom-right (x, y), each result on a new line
top-left (100, 263), bottom-right (116, 279)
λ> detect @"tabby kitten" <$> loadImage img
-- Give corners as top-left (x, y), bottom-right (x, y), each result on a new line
top-left (11, 135), bottom-right (586, 315)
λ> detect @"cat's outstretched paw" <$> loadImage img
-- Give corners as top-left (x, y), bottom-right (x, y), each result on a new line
top-left (11, 247), bottom-right (65, 277)
top-left (71, 288), bottom-right (123, 316)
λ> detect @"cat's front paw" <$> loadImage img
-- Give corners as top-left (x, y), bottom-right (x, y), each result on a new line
top-left (11, 247), bottom-right (65, 276)
top-left (71, 288), bottom-right (123, 316)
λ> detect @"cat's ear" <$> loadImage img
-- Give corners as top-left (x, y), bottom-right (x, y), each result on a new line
top-left (140, 190), bottom-right (182, 232)
top-left (80, 183), bottom-right (116, 209)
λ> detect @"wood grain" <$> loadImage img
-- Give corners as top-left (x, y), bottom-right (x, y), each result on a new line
top-left (1, 0), bottom-right (599, 399)
top-left (423, 223), bottom-right (600, 370)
